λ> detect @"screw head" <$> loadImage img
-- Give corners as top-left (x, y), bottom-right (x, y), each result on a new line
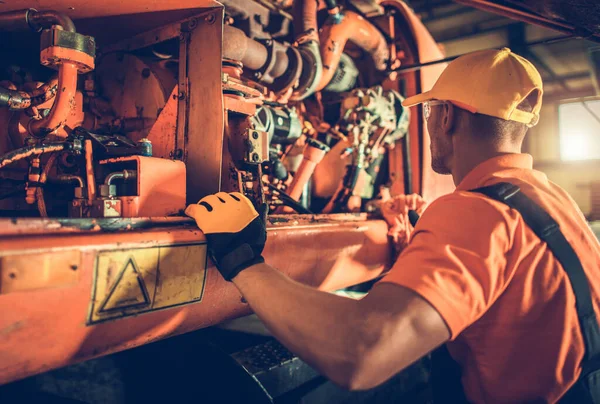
top-left (252, 131), bottom-right (259, 139)
top-left (252, 153), bottom-right (260, 162)
top-left (205, 14), bottom-right (216, 24)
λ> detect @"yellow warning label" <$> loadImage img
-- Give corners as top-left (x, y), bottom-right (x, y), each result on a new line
top-left (88, 243), bottom-right (207, 324)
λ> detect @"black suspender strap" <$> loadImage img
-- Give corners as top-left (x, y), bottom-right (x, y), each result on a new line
top-left (471, 182), bottom-right (600, 403)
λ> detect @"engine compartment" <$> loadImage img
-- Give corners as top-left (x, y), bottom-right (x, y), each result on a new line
top-left (0, 0), bottom-right (457, 386)
top-left (0, 0), bottom-right (451, 220)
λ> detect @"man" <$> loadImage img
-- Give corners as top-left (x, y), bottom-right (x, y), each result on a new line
top-left (185, 48), bottom-right (600, 402)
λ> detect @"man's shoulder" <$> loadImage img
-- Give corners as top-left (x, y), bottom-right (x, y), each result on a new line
top-left (418, 189), bottom-right (517, 234)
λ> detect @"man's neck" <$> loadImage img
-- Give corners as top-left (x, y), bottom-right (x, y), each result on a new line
top-left (451, 140), bottom-right (522, 186)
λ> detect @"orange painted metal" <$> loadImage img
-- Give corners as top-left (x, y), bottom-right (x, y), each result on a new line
top-left (147, 86), bottom-right (178, 159)
top-left (317, 11), bottom-right (389, 92)
top-left (2, 1), bottom-right (219, 20)
top-left (29, 62), bottom-right (78, 138)
top-left (0, 214), bottom-right (390, 385)
top-left (286, 142), bottom-right (329, 201)
top-left (85, 139), bottom-right (96, 202)
top-left (380, 0), bottom-right (455, 201)
top-left (40, 45), bottom-right (95, 73)
top-left (99, 156), bottom-right (186, 217)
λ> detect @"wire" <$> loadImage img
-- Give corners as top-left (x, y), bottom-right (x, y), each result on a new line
top-left (266, 183), bottom-right (313, 214)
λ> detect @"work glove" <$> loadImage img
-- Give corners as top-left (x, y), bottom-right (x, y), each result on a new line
top-left (185, 192), bottom-right (268, 281)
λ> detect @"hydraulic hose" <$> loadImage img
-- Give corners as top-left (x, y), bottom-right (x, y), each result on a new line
top-left (290, 1), bottom-right (388, 98)
top-left (292, 0), bottom-right (319, 40)
top-left (0, 9), bottom-right (85, 138)
top-left (0, 143), bottom-right (67, 169)
top-left (290, 0), bottom-right (323, 100)
top-left (317, 11), bottom-right (389, 92)
top-left (29, 63), bottom-right (78, 138)
top-left (0, 76), bottom-right (59, 110)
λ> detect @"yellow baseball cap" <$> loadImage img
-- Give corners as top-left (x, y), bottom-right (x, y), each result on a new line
top-left (402, 47), bottom-right (543, 126)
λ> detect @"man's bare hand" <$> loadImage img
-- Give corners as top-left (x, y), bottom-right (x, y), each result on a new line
top-left (380, 194), bottom-right (428, 252)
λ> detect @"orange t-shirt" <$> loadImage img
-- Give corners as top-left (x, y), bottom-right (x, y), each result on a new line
top-left (380, 154), bottom-right (600, 403)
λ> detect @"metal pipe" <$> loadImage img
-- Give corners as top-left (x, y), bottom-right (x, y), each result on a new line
top-left (223, 25), bottom-right (269, 71)
top-left (286, 138), bottom-right (330, 202)
top-left (57, 174), bottom-right (84, 188)
top-left (105, 170), bottom-right (136, 186)
top-left (29, 63), bottom-right (78, 138)
top-left (317, 11), bottom-right (389, 92)
top-left (0, 143), bottom-right (67, 169)
top-left (390, 35), bottom-right (575, 73)
top-left (454, 0), bottom-right (599, 43)
top-left (84, 140), bottom-right (96, 202)
top-left (28, 9), bottom-right (76, 32)
top-left (0, 76), bottom-right (59, 110)
top-left (0, 9), bottom-right (75, 32)
top-left (37, 153), bottom-right (60, 217)
top-left (0, 9), bottom-right (33, 31)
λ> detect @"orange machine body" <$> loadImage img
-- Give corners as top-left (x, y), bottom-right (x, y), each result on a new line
top-left (0, 0), bottom-right (450, 385)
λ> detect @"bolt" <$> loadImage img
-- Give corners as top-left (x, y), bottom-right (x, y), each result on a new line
top-left (70, 264), bottom-right (78, 271)
top-left (252, 131), bottom-right (259, 139)
top-left (254, 72), bottom-right (262, 80)
top-left (141, 68), bottom-right (151, 79)
top-left (174, 149), bottom-right (184, 160)
top-left (252, 153), bottom-right (260, 162)
top-left (178, 91), bottom-right (186, 100)
top-left (205, 14), bottom-right (216, 24)
top-left (179, 33), bottom-right (186, 42)
top-left (8, 272), bottom-right (16, 279)
top-left (188, 18), bottom-right (198, 29)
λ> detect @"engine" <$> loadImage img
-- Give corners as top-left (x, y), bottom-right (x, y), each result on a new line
top-left (0, 0), bottom-right (419, 219)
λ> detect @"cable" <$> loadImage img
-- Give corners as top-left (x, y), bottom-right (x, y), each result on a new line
top-left (0, 143), bottom-right (67, 169)
top-left (266, 183), bottom-right (313, 214)
top-left (36, 153), bottom-right (59, 217)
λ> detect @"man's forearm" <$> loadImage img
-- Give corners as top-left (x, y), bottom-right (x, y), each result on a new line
top-left (232, 263), bottom-right (374, 387)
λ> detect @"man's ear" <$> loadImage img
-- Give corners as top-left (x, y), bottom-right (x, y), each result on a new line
top-left (442, 102), bottom-right (456, 135)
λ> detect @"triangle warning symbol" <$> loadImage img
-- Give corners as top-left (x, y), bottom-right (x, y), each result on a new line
top-left (99, 257), bottom-right (150, 312)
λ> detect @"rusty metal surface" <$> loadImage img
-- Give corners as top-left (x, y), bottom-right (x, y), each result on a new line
top-left (0, 216), bottom-right (390, 385)
top-left (147, 86), bottom-right (178, 159)
top-left (1, 1), bottom-right (219, 20)
top-left (183, 7), bottom-right (225, 204)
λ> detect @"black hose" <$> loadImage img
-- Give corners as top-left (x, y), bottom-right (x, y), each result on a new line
top-left (0, 184), bottom-right (26, 200)
top-left (266, 183), bottom-right (313, 214)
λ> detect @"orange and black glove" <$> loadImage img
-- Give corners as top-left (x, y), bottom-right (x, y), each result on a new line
top-left (185, 192), bottom-right (268, 281)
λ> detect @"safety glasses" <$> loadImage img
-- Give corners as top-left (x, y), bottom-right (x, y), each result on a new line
top-left (423, 100), bottom-right (447, 121)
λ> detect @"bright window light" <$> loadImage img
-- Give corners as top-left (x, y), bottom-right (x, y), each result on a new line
top-left (559, 100), bottom-right (600, 161)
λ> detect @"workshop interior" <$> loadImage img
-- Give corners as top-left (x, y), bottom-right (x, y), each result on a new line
top-left (0, 0), bottom-right (599, 402)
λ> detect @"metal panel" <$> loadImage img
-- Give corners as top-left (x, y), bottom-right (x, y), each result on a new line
top-left (0, 215), bottom-right (390, 385)
top-left (183, 7), bottom-right (225, 204)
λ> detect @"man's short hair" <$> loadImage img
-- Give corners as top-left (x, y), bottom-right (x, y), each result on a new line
top-left (458, 90), bottom-right (540, 142)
